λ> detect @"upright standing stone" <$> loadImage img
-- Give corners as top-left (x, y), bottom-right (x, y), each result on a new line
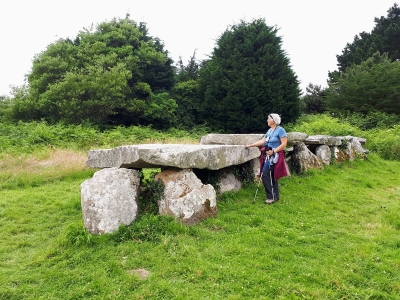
top-left (155, 169), bottom-right (217, 224)
top-left (287, 142), bottom-right (323, 173)
top-left (81, 168), bottom-right (140, 234)
top-left (217, 168), bottom-right (242, 194)
top-left (315, 145), bottom-right (331, 165)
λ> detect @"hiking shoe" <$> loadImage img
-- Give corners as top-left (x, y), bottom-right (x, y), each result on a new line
top-left (265, 199), bottom-right (278, 205)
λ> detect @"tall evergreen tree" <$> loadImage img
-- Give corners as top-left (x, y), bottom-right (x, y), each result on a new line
top-left (197, 19), bottom-right (301, 133)
top-left (301, 83), bottom-right (328, 114)
top-left (175, 50), bottom-right (201, 83)
top-left (171, 51), bottom-right (203, 129)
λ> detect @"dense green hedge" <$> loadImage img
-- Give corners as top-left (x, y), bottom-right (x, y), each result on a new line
top-left (0, 121), bottom-right (204, 156)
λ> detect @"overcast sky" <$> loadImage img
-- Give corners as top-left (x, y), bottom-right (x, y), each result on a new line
top-left (0, 0), bottom-right (397, 96)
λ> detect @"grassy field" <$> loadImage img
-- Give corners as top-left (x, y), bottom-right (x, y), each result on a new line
top-left (1, 118), bottom-right (400, 299)
top-left (1, 147), bottom-right (399, 299)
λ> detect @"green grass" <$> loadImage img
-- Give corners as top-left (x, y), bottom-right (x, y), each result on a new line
top-left (1, 153), bottom-right (399, 299)
top-left (1, 117), bottom-right (400, 299)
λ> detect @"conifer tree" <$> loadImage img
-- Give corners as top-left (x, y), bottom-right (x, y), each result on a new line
top-left (326, 52), bottom-right (400, 115)
top-left (197, 19), bottom-right (301, 133)
top-left (330, 3), bottom-right (400, 81)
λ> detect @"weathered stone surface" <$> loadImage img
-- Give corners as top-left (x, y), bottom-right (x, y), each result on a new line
top-left (339, 136), bottom-right (369, 157)
top-left (287, 142), bottom-right (323, 173)
top-left (250, 157), bottom-right (261, 179)
top-left (86, 144), bottom-right (260, 170)
top-left (217, 168), bottom-right (242, 194)
top-left (315, 145), bottom-right (331, 165)
top-left (155, 169), bottom-right (217, 224)
top-left (332, 136), bottom-right (368, 162)
top-left (286, 132), bottom-right (309, 146)
top-left (305, 135), bottom-right (342, 146)
top-left (200, 132), bottom-right (308, 147)
top-left (81, 168), bottom-right (140, 234)
top-left (200, 134), bottom-right (263, 145)
top-left (333, 147), bottom-right (348, 162)
top-left (352, 136), bottom-right (366, 145)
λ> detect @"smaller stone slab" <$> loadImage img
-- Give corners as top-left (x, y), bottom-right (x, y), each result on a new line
top-left (200, 134), bottom-right (264, 145)
top-left (286, 132), bottom-right (309, 146)
top-left (86, 144), bottom-right (260, 170)
top-left (305, 135), bottom-right (342, 146)
top-left (201, 132), bottom-right (308, 147)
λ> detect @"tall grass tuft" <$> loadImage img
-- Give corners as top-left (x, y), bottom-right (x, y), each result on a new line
top-left (58, 222), bottom-right (93, 247)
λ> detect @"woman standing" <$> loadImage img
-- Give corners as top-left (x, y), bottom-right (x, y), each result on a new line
top-left (245, 113), bottom-right (288, 204)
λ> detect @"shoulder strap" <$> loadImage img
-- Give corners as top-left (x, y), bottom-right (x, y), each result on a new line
top-left (269, 126), bottom-right (279, 137)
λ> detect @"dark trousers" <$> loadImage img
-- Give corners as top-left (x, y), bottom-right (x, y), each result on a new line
top-left (262, 164), bottom-right (280, 200)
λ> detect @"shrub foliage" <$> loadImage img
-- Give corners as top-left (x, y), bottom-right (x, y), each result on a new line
top-left (10, 18), bottom-right (176, 128)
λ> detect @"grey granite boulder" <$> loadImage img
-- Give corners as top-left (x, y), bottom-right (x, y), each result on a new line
top-left (86, 144), bottom-right (260, 170)
top-left (339, 136), bottom-right (369, 157)
top-left (315, 145), bottom-right (331, 165)
top-left (155, 169), bottom-right (217, 224)
top-left (217, 168), bottom-right (242, 194)
top-left (81, 168), bottom-right (140, 234)
top-left (287, 142), bottom-right (323, 173)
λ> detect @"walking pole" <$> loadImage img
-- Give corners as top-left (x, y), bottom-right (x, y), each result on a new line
top-left (269, 166), bottom-right (275, 202)
top-left (253, 154), bottom-right (268, 203)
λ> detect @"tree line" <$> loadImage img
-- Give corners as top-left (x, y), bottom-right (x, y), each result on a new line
top-left (303, 3), bottom-right (400, 127)
top-left (1, 3), bottom-right (400, 132)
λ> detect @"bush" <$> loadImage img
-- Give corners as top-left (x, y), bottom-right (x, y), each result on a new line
top-left (333, 111), bottom-right (400, 130)
top-left (364, 125), bottom-right (400, 160)
top-left (286, 113), bottom-right (363, 136)
top-left (0, 121), bottom-right (200, 156)
top-left (139, 177), bottom-right (164, 215)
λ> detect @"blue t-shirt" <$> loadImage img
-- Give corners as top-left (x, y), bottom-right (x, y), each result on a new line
top-left (264, 126), bottom-right (287, 149)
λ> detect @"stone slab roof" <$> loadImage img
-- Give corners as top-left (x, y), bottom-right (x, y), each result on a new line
top-left (86, 144), bottom-right (260, 170)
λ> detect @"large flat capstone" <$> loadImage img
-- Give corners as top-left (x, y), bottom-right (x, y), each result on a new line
top-left (86, 144), bottom-right (260, 170)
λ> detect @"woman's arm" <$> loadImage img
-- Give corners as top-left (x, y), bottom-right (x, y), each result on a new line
top-left (245, 137), bottom-right (266, 149)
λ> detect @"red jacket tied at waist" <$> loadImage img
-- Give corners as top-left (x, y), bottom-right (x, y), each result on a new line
top-left (259, 147), bottom-right (290, 180)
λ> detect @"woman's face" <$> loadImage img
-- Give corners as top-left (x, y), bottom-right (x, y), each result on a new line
top-left (267, 117), bottom-right (275, 126)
